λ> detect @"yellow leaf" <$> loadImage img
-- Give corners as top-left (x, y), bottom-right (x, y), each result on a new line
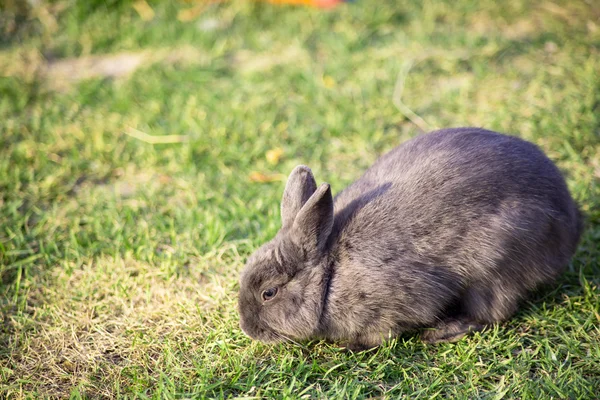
top-left (132, 0), bottom-right (155, 21)
top-left (249, 171), bottom-right (286, 183)
top-left (266, 148), bottom-right (284, 165)
top-left (323, 75), bottom-right (336, 88)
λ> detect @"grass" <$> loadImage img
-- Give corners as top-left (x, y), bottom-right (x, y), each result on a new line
top-left (1, 0), bottom-right (599, 398)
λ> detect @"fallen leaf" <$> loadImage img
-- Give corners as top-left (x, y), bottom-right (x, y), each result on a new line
top-left (133, 0), bottom-right (155, 21)
top-left (249, 171), bottom-right (286, 183)
top-left (266, 148), bottom-right (284, 165)
top-left (323, 75), bottom-right (336, 88)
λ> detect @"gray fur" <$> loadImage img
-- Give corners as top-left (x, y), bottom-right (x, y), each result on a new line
top-left (238, 128), bottom-right (583, 350)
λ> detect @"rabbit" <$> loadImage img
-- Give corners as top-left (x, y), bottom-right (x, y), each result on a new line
top-left (238, 127), bottom-right (583, 350)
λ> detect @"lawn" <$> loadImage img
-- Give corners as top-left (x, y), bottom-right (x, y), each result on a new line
top-left (1, 0), bottom-right (599, 398)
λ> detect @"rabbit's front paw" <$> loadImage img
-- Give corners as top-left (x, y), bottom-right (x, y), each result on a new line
top-left (340, 334), bottom-right (384, 352)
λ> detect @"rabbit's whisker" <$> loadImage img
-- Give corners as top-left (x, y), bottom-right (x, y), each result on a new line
top-left (275, 332), bottom-right (307, 349)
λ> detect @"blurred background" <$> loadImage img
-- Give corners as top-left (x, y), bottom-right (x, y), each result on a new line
top-left (1, 0), bottom-right (599, 398)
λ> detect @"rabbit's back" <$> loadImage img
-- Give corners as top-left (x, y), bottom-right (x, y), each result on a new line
top-left (331, 128), bottom-right (581, 286)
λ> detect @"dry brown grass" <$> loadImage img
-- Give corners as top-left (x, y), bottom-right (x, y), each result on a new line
top-left (4, 246), bottom-right (243, 397)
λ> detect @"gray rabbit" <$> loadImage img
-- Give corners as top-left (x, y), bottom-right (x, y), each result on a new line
top-left (238, 128), bottom-right (583, 350)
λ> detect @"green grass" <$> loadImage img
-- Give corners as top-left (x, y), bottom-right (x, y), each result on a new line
top-left (1, 0), bottom-right (599, 398)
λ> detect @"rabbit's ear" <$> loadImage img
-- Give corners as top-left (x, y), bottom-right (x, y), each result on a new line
top-left (292, 183), bottom-right (334, 254)
top-left (281, 166), bottom-right (317, 229)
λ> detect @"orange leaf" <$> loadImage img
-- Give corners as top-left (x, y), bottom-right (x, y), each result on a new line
top-left (249, 171), bottom-right (286, 183)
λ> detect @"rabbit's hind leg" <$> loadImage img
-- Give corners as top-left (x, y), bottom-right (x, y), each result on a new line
top-left (460, 280), bottom-right (522, 324)
top-left (421, 280), bottom-right (524, 343)
top-left (420, 318), bottom-right (484, 344)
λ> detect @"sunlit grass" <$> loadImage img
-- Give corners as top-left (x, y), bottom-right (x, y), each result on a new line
top-left (1, 0), bottom-right (599, 397)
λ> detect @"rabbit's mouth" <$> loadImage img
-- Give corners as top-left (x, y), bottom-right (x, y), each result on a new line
top-left (240, 318), bottom-right (283, 343)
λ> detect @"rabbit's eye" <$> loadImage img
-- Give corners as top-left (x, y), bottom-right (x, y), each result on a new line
top-left (262, 287), bottom-right (278, 302)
